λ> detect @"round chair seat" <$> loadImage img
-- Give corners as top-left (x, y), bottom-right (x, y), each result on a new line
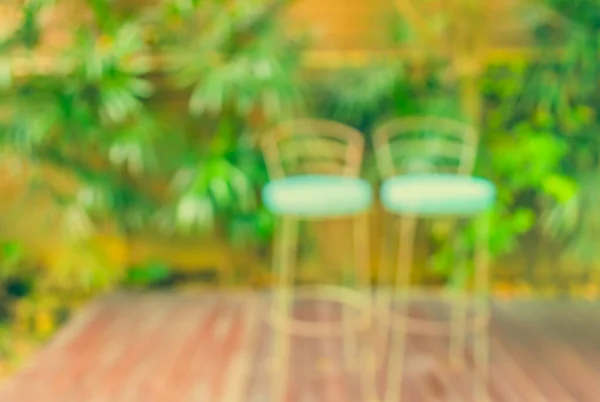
top-left (381, 173), bottom-right (496, 216)
top-left (262, 175), bottom-right (373, 217)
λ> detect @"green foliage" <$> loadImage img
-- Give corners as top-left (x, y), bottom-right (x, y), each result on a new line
top-left (434, 1), bottom-right (600, 277)
top-left (0, 241), bottom-right (39, 326)
top-left (311, 61), bottom-right (460, 134)
top-left (2, 0), bottom-right (600, 295)
top-left (124, 261), bottom-right (171, 287)
top-left (501, 3), bottom-right (600, 268)
top-left (309, 1), bottom-right (600, 281)
top-left (163, 0), bottom-right (306, 120)
top-left (312, 61), bottom-right (404, 128)
top-left (1, 1), bottom-right (160, 237)
top-left (0, 241), bottom-right (30, 308)
top-left (0, 241), bottom-right (25, 278)
top-left (0, 1), bottom-right (304, 363)
top-left (0, 240), bottom-right (79, 369)
top-left (0, 0), bottom-right (304, 241)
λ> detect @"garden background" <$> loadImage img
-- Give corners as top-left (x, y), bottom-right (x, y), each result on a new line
top-left (0, 0), bottom-right (599, 378)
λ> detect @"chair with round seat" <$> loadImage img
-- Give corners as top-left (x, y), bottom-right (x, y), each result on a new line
top-left (373, 116), bottom-right (496, 402)
top-left (261, 118), bottom-right (374, 401)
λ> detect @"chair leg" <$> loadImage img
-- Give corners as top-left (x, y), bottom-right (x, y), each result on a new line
top-left (384, 216), bottom-right (417, 402)
top-left (270, 216), bottom-right (298, 402)
top-left (473, 214), bottom-right (490, 402)
top-left (353, 212), bottom-right (385, 402)
top-left (450, 220), bottom-right (468, 370)
top-left (374, 215), bottom-right (393, 371)
top-left (342, 212), bottom-right (379, 402)
top-left (342, 212), bottom-right (371, 370)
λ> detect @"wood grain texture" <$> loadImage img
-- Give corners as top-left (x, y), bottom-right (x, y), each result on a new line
top-left (2, 292), bottom-right (600, 401)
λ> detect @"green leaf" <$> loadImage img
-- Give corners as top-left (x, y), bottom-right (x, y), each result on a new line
top-left (129, 78), bottom-right (154, 98)
top-left (126, 262), bottom-right (171, 286)
top-left (511, 208), bottom-right (536, 233)
top-left (542, 174), bottom-right (578, 203)
top-left (0, 59), bottom-right (11, 89)
top-left (209, 177), bottom-right (231, 208)
top-left (1, 241), bottom-right (24, 266)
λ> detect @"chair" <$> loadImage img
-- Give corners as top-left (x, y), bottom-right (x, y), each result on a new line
top-left (373, 116), bottom-right (496, 402)
top-left (261, 118), bottom-right (374, 401)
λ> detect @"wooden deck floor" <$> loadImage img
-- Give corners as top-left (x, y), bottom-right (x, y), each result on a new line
top-left (1, 292), bottom-right (600, 402)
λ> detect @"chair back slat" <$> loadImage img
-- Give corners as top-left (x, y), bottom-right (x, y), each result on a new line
top-left (262, 119), bottom-right (365, 179)
top-left (373, 116), bottom-right (477, 178)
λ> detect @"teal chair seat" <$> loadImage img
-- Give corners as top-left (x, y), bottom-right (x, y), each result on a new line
top-left (381, 173), bottom-right (496, 216)
top-left (263, 175), bottom-right (373, 217)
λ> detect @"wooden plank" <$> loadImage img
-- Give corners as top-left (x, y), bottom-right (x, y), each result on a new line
top-left (496, 302), bottom-right (600, 402)
top-left (492, 303), bottom-right (585, 402)
top-left (114, 298), bottom-right (208, 402)
top-left (5, 296), bottom-right (123, 401)
top-left (219, 298), bottom-right (262, 402)
top-left (175, 299), bottom-right (225, 401)
top-left (3, 293), bottom-right (600, 401)
top-left (85, 300), bottom-right (175, 401)
top-left (538, 302), bottom-right (600, 373)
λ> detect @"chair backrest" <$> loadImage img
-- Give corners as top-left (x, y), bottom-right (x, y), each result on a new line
top-left (261, 119), bottom-right (365, 179)
top-left (373, 116), bottom-right (478, 178)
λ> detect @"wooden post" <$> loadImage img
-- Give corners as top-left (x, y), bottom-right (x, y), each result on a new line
top-left (453, 0), bottom-right (488, 127)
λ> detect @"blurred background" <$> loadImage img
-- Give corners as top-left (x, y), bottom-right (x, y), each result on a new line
top-left (0, 0), bottom-right (600, 397)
